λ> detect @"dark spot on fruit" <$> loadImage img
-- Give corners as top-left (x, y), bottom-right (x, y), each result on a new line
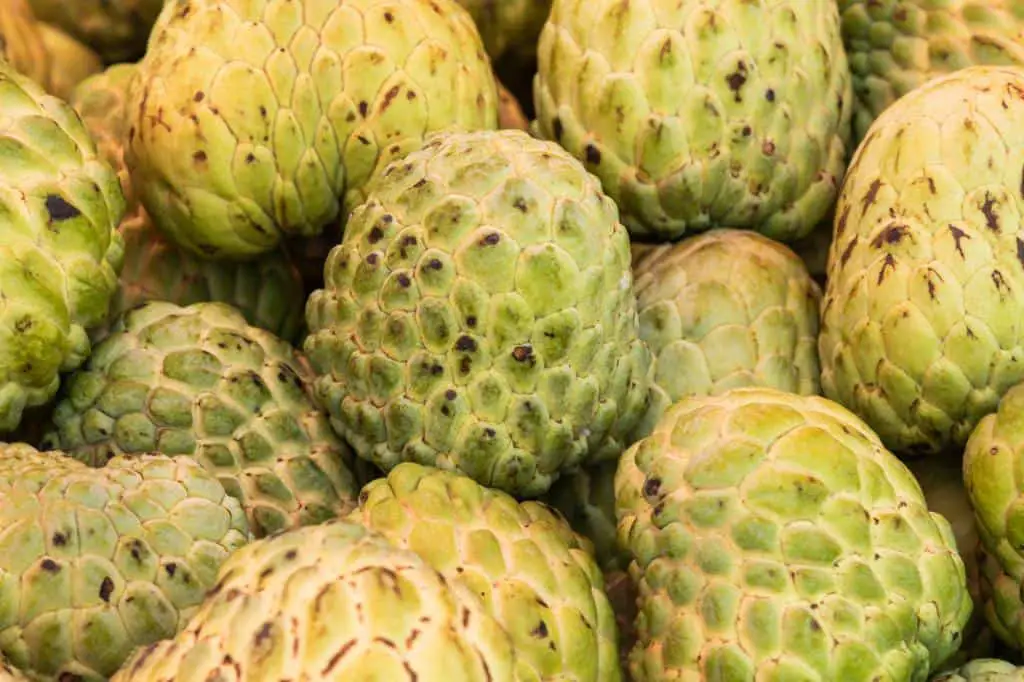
top-left (413, 179), bottom-right (427, 188)
top-left (14, 317), bottom-right (31, 333)
top-left (258, 106), bottom-right (267, 118)
top-left (346, 112), bottom-right (356, 122)
top-left (480, 232), bottom-right (500, 246)
top-left (981, 192), bottom-right (999, 230)
top-left (459, 357), bottom-right (471, 374)
top-left (643, 478), bottom-right (661, 497)
top-left (193, 91), bottom-right (205, 102)
top-left (993, 270), bottom-right (1009, 292)
top-left (45, 195), bottom-right (80, 222)
top-left (861, 179), bottom-right (883, 209)
top-left (440, 405), bottom-right (451, 417)
top-left (445, 389), bottom-right (456, 400)
top-left (366, 253), bottom-right (379, 265)
top-left (165, 563), bottom-right (177, 577)
top-left (41, 559), bottom-right (60, 573)
top-left (368, 227), bottom-right (383, 243)
top-left (840, 235), bottom-right (858, 266)
top-left (949, 225), bottom-right (969, 257)
top-left (484, 427), bottom-right (495, 438)
top-left (285, 550), bottom-right (297, 560)
top-left (513, 198), bottom-right (528, 212)
top-left (466, 316), bottom-right (477, 327)
top-left (380, 85), bottom-right (401, 112)
top-left (725, 61), bottom-right (748, 101)
top-left (512, 345), bottom-right (533, 362)
top-left (455, 336), bottom-right (477, 352)
top-left (762, 140), bottom-right (775, 156)
top-left (765, 89), bottom-right (775, 101)
top-left (99, 577), bottom-right (114, 602)
top-left (245, 153), bottom-right (256, 164)
top-left (397, 274), bottom-right (411, 287)
top-left (741, 126), bottom-right (751, 136)
top-left (254, 622), bottom-right (273, 646)
top-left (384, 10), bottom-right (394, 21)
top-left (585, 144), bottom-right (601, 164)
top-left (871, 224), bottom-right (908, 247)
top-left (531, 621), bottom-right (549, 638)
top-left (876, 254), bottom-right (896, 284)
top-left (193, 150), bottom-right (207, 163)
top-left (431, 364), bottom-right (443, 375)
top-left (427, 258), bottom-right (443, 271)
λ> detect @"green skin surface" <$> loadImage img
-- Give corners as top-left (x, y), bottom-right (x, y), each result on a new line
top-left (0, 445), bottom-right (251, 681)
top-left (616, 387), bottom-right (972, 682)
top-left (26, 0), bottom-right (166, 64)
top-left (820, 65), bottom-right (1024, 457)
top-left (533, 0), bottom-right (853, 243)
top-left (42, 301), bottom-right (362, 539)
top-left (350, 462), bottom-right (621, 682)
top-left (0, 61), bottom-right (125, 435)
top-left (932, 659), bottom-right (1024, 681)
top-left (304, 129), bottom-right (653, 498)
top-left (126, 0), bottom-right (499, 261)
top-left (840, 0), bottom-right (1024, 146)
top-left (111, 519), bottom-right (518, 682)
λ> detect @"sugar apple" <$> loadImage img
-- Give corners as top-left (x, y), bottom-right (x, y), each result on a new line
top-left (456, 0), bottom-right (553, 61)
top-left (544, 460), bottom-right (626, 572)
top-left (41, 301), bottom-right (363, 538)
top-left (126, 0), bottom-right (499, 261)
top-left (349, 462), bottom-right (621, 682)
top-left (840, 0), bottom-right (1024, 146)
top-left (533, 0), bottom-right (853, 242)
top-left (820, 65), bottom-right (1024, 456)
top-left (304, 128), bottom-right (652, 497)
top-left (25, 0), bottom-right (166, 64)
top-left (112, 518), bottom-right (518, 682)
top-left (0, 444), bottom-right (251, 681)
top-left (631, 228), bottom-right (822, 439)
top-left (932, 659), bottom-right (1024, 681)
top-left (0, 59), bottom-right (125, 434)
top-left (617, 387), bottom-right (972, 681)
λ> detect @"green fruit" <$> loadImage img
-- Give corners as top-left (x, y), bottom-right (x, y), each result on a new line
top-left (631, 228), bottom-right (822, 438)
top-left (0, 60), bottom-right (125, 433)
top-left (533, 0), bottom-right (853, 242)
top-left (820, 65), bottom-right (1024, 456)
top-left (456, 0), bottom-right (553, 61)
top-left (42, 301), bottom-right (362, 538)
top-left (617, 387), bottom-right (972, 681)
top-left (544, 460), bottom-right (627, 572)
top-left (0, 444), bottom-right (251, 681)
top-left (111, 519), bottom-right (518, 682)
top-left (840, 0), bottom-right (1024, 146)
top-left (25, 0), bottom-right (166, 63)
top-left (349, 462), bottom-right (621, 682)
top-left (932, 659), bottom-right (1024, 681)
top-left (304, 129), bottom-right (653, 497)
top-left (127, 0), bottom-right (499, 261)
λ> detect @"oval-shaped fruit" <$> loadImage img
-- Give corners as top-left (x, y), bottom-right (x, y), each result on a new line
top-left (820, 65), bottom-right (1024, 455)
top-left (304, 129), bottom-right (652, 497)
top-left (533, 0), bottom-right (853, 242)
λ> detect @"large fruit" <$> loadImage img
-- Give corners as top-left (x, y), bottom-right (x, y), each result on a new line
top-left (126, 0), bottom-right (499, 260)
top-left (533, 0), bottom-right (853, 242)
top-left (820, 65), bottom-right (1024, 456)
top-left (349, 462), bottom-right (621, 682)
top-left (0, 444), bottom-right (251, 681)
top-left (456, 0), bottom-right (553, 61)
top-left (304, 129), bottom-right (652, 497)
top-left (631, 228), bottom-right (822, 438)
top-left (112, 519), bottom-right (517, 682)
top-left (25, 0), bottom-right (166, 63)
top-left (932, 659), bottom-right (1024, 681)
top-left (42, 301), bottom-right (362, 538)
top-left (0, 60), bottom-right (125, 433)
top-left (840, 0), bottom-right (1024, 145)
top-left (616, 387), bottom-right (972, 681)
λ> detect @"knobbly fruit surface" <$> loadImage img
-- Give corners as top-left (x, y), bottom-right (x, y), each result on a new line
top-left (820, 65), bottom-right (1024, 456)
top-left (111, 520), bottom-right (518, 682)
top-left (616, 388), bottom-right (971, 682)
top-left (533, 0), bottom-right (853, 242)
top-left (305, 129), bottom-right (652, 498)
top-left (0, 445), bottom-right (250, 681)
top-left (0, 60), bottom-right (125, 433)
top-left (42, 301), bottom-right (362, 538)
top-left (349, 462), bottom-right (621, 682)
top-left (127, 0), bottom-right (499, 260)
top-left (840, 0), bottom-right (1024, 144)
top-left (931, 659), bottom-right (1024, 681)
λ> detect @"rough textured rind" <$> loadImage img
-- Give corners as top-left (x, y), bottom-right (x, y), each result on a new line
top-left (631, 228), bottom-right (822, 438)
top-left (126, 0), bottom-right (499, 260)
top-left (42, 301), bottom-right (362, 539)
top-left (0, 444), bottom-right (251, 681)
top-left (544, 459), bottom-right (627, 572)
top-left (616, 387), bottom-right (972, 682)
top-left (533, 0), bottom-right (853, 242)
top-left (304, 129), bottom-right (652, 498)
top-left (26, 0), bottom-right (167, 64)
top-left (456, 0), bottom-right (553, 61)
top-left (0, 60), bottom-right (125, 434)
top-left (111, 519), bottom-right (517, 682)
top-left (840, 0), bottom-right (1024, 145)
top-left (931, 659), bottom-right (1024, 682)
top-left (349, 462), bottom-right (621, 682)
top-left (820, 65), bottom-right (1024, 456)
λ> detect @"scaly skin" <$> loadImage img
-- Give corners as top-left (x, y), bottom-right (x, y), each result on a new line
top-left (304, 129), bottom-right (653, 498)
top-left (617, 388), bottom-right (971, 682)
top-left (931, 659), bottom-right (1024, 681)
top-left (533, 0), bottom-right (853, 242)
top-left (126, 0), bottom-right (499, 260)
top-left (0, 60), bottom-right (125, 434)
top-left (820, 65), bottom-right (1024, 456)
top-left (0, 445), bottom-right (251, 681)
top-left (840, 0), bottom-right (1024, 145)
top-left (111, 520), bottom-right (518, 682)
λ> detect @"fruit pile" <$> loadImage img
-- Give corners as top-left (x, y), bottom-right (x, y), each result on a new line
top-left (2, 0), bottom-right (1024, 680)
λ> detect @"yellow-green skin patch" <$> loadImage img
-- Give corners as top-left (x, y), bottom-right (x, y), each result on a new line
top-left (0, 445), bottom-right (251, 681)
top-left (820, 65), bottom-right (1024, 456)
top-left (127, 0), bottom-right (499, 260)
top-left (0, 61), bottom-right (125, 434)
top-left (111, 519), bottom-right (518, 682)
top-left (616, 388), bottom-right (971, 682)
top-left (305, 129), bottom-right (653, 498)
top-left (533, 0), bottom-right (852, 242)
top-left (932, 658), bottom-right (1024, 682)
